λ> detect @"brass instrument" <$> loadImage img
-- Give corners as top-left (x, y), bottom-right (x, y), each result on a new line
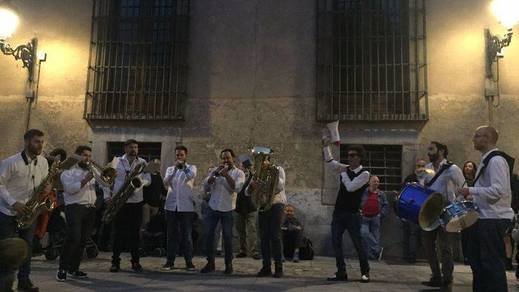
top-left (16, 155), bottom-right (80, 230)
top-left (102, 160), bottom-right (159, 223)
top-left (86, 160), bottom-right (117, 189)
top-left (250, 146), bottom-right (279, 211)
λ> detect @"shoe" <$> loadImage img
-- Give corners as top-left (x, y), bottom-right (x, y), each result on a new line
top-left (422, 277), bottom-right (443, 287)
top-left (224, 263), bottom-right (233, 275)
top-left (56, 270), bottom-right (67, 282)
top-left (17, 279), bottom-right (39, 292)
top-left (360, 274), bottom-right (370, 283)
top-left (252, 254), bottom-right (261, 260)
top-left (292, 258), bottom-right (299, 263)
top-left (161, 262), bottom-right (174, 271)
top-left (327, 272), bottom-right (348, 281)
top-left (256, 266), bottom-right (272, 277)
top-left (273, 262), bottom-right (283, 278)
top-left (440, 280), bottom-right (453, 292)
top-left (110, 262), bottom-right (120, 273)
top-left (506, 258), bottom-right (514, 271)
top-left (200, 262), bottom-right (215, 273)
top-left (131, 261), bottom-right (143, 272)
top-left (68, 270), bottom-right (88, 278)
top-left (236, 252), bottom-right (247, 258)
top-left (186, 261), bottom-right (196, 271)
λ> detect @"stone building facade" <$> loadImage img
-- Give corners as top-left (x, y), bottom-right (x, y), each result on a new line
top-left (1, 0), bottom-right (518, 257)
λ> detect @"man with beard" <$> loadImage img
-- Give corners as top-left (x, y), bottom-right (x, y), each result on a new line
top-left (0, 129), bottom-right (51, 292)
top-left (458, 126), bottom-right (514, 292)
top-left (55, 146), bottom-right (97, 281)
top-left (106, 139), bottom-right (151, 273)
top-left (421, 141), bottom-right (464, 290)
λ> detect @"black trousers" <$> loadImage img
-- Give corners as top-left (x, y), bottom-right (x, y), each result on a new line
top-left (112, 202), bottom-right (143, 263)
top-left (165, 210), bottom-right (194, 264)
top-left (282, 229), bottom-right (303, 259)
top-left (464, 218), bottom-right (511, 292)
top-left (258, 203), bottom-right (285, 267)
top-left (59, 204), bottom-right (96, 271)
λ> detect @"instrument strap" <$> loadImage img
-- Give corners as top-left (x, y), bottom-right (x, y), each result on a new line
top-left (473, 151), bottom-right (515, 185)
top-left (425, 161), bottom-right (453, 187)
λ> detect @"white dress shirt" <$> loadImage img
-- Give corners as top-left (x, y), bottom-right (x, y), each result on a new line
top-left (203, 166), bottom-right (245, 212)
top-left (425, 159), bottom-right (465, 204)
top-left (110, 155), bottom-right (151, 203)
top-left (60, 166), bottom-right (97, 206)
top-left (327, 156), bottom-right (370, 192)
top-left (164, 163), bottom-right (197, 212)
top-left (469, 148), bottom-right (514, 219)
top-left (0, 152), bottom-right (49, 216)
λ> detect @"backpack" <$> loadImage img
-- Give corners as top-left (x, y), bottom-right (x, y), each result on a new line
top-left (298, 237), bottom-right (314, 260)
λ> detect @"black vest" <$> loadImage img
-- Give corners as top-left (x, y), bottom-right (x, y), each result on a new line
top-left (334, 168), bottom-right (368, 214)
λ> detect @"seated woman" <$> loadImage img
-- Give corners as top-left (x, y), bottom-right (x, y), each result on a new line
top-left (281, 205), bottom-right (304, 262)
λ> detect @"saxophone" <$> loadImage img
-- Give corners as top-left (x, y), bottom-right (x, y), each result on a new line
top-left (250, 146), bottom-right (279, 211)
top-left (102, 160), bottom-right (159, 223)
top-left (16, 155), bottom-right (80, 230)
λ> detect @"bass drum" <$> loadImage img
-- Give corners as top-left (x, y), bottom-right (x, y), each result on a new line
top-left (397, 183), bottom-right (444, 231)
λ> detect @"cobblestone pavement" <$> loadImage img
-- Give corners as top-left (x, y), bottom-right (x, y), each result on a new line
top-left (25, 253), bottom-right (518, 291)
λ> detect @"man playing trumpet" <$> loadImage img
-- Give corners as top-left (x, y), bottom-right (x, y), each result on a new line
top-left (56, 146), bottom-right (98, 282)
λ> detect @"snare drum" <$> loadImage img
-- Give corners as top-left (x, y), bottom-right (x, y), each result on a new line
top-left (440, 200), bottom-right (479, 232)
top-left (397, 183), bottom-right (444, 231)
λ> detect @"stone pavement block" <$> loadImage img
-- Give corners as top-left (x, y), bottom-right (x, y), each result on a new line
top-left (24, 252), bottom-right (518, 291)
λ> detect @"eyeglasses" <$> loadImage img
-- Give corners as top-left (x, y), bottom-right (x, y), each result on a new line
top-left (347, 153), bottom-right (359, 157)
top-left (416, 164), bottom-right (426, 168)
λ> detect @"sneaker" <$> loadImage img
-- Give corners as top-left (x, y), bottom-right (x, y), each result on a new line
top-left (360, 274), bottom-right (370, 283)
top-left (162, 262), bottom-right (174, 271)
top-left (186, 261), bottom-right (196, 271)
top-left (422, 277), bottom-right (443, 287)
top-left (236, 252), bottom-right (247, 258)
top-left (68, 270), bottom-right (88, 278)
top-left (200, 262), bottom-right (215, 274)
top-left (257, 266), bottom-right (272, 277)
top-left (56, 270), bottom-right (67, 282)
top-left (326, 272), bottom-right (348, 281)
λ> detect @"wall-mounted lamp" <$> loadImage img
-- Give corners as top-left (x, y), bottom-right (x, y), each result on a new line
top-left (485, 0), bottom-right (519, 101)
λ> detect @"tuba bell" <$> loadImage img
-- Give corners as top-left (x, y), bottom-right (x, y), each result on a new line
top-left (250, 146), bottom-right (279, 211)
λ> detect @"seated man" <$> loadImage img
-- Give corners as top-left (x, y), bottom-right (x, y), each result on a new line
top-left (281, 205), bottom-right (304, 262)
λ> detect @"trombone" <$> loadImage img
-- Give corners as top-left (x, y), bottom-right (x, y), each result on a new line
top-left (86, 160), bottom-right (117, 189)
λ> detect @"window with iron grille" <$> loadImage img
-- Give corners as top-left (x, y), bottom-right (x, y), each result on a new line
top-left (107, 142), bottom-right (162, 162)
top-left (340, 144), bottom-right (402, 191)
top-left (85, 0), bottom-right (189, 121)
top-left (317, 0), bottom-right (428, 121)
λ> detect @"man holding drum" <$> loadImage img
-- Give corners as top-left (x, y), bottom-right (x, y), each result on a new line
top-left (421, 141), bottom-right (465, 290)
top-left (458, 126), bottom-right (514, 292)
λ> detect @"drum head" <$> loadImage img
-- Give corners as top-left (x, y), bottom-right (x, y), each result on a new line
top-left (419, 192), bottom-right (444, 231)
top-left (445, 210), bottom-right (479, 232)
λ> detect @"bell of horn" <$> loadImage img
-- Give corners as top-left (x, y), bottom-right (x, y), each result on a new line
top-left (326, 121), bottom-right (340, 146)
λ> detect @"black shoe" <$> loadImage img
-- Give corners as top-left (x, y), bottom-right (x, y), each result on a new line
top-left (273, 262), bottom-right (283, 278)
top-left (110, 262), bottom-right (120, 273)
top-left (68, 270), bottom-right (88, 278)
top-left (236, 252), bottom-right (247, 258)
top-left (506, 258), bottom-right (514, 271)
top-left (257, 266), bottom-right (272, 277)
top-left (200, 262), bottom-right (215, 273)
top-left (131, 261), bottom-right (143, 272)
top-left (224, 264), bottom-right (233, 275)
top-left (422, 277), bottom-right (443, 287)
top-left (360, 274), bottom-right (370, 283)
top-left (327, 272), bottom-right (348, 281)
top-left (161, 262), bottom-right (174, 271)
top-left (56, 270), bottom-right (67, 282)
top-left (17, 279), bottom-right (39, 292)
top-left (186, 261), bottom-right (196, 271)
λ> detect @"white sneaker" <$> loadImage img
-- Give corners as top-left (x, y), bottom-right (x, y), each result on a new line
top-left (361, 274), bottom-right (370, 283)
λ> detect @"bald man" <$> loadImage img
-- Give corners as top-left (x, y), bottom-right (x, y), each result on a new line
top-left (459, 125), bottom-right (514, 292)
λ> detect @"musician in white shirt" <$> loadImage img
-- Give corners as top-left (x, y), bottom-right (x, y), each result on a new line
top-left (162, 145), bottom-right (197, 271)
top-left (201, 149), bottom-right (245, 275)
top-left (107, 139), bottom-right (151, 273)
top-left (0, 129), bottom-right (50, 292)
top-left (56, 146), bottom-right (97, 282)
top-left (459, 126), bottom-right (514, 292)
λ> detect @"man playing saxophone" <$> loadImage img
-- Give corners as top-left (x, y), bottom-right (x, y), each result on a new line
top-left (0, 129), bottom-right (51, 292)
top-left (56, 146), bottom-right (98, 282)
top-left (105, 139), bottom-right (151, 273)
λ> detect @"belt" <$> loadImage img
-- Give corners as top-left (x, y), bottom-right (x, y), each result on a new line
top-left (83, 203), bottom-right (96, 209)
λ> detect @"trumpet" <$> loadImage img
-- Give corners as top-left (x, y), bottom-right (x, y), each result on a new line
top-left (86, 160), bottom-right (117, 189)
